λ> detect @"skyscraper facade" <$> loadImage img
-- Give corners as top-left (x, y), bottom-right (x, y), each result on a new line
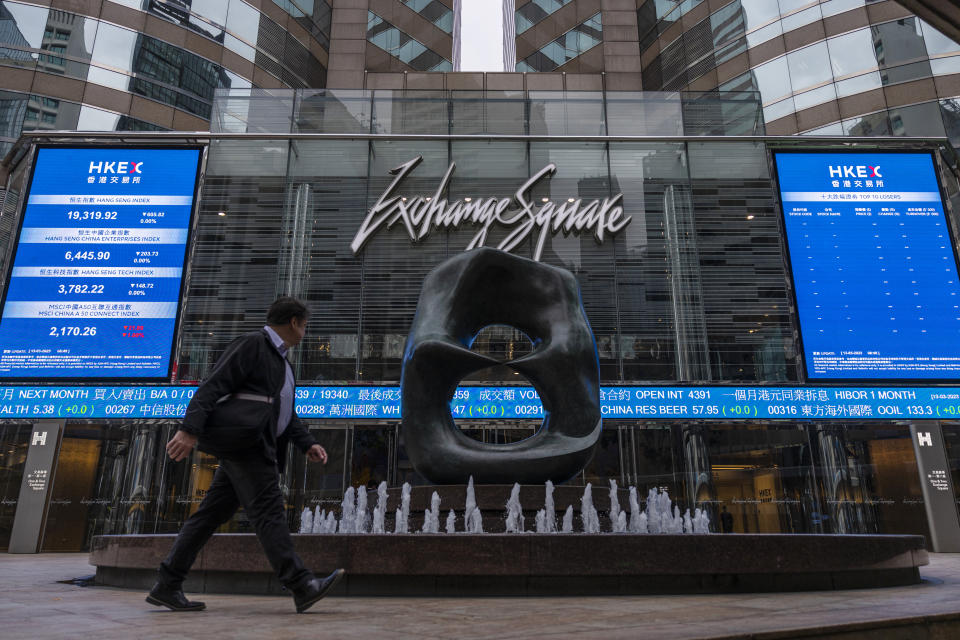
top-left (637, 0), bottom-right (960, 142)
top-left (0, 0), bottom-right (331, 154)
top-left (3, 1), bottom-right (960, 138)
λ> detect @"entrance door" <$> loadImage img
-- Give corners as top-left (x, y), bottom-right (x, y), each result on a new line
top-left (41, 435), bottom-right (100, 551)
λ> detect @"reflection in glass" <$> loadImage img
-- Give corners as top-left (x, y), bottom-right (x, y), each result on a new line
top-left (921, 19), bottom-right (960, 57)
top-left (932, 56), bottom-right (960, 76)
top-left (786, 42), bottom-right (832, 92)
top-left (606, 92), bottom-right (683, 136)
top-left (752, 56), bottom-right (791, 104)
top-left (889, 101), bottom-right (947, 137)
top-left (0, 91), bottom-right (27, 141)
top-left (881, 59), bottom-right (932, 85)
top-left (515, 0), bottom-right (573, 34)
top-left (820, 0), bottom-right (863, 18)
top-left (780, 4), bottom-right (820, 33)
top-left (90, 22), bottom-right (138, 71)
top-left (835, 71), bottom-right (881, 97)
top-left (740, 0), bottom-right (779, 29)
top-left (87, 66), bottom-right (130, 92)
top-left (527, 91), bottom-right (604, 136)
top-left (0, 2), bottom-right (49, 49)
top-left (802, 122), bottom-right (844, 135)
top-left (843, 111), bottom-right (891, 135)
top-left (401, 0), bottom-right (453, 34)
top-left (366, 11), bottom-right (451, 71)
top-left (827, 28), bottom-right (877, 79)
top-left (793, 83), bottom-right (835, 112)
top-left (22, 93), bottom-right (81, 131)
top-left (516, 13), bottom-right (602, 72)
top-left (711, 1), bottom-right (745, 47)
top-left (871, 18), bottom-right (927, 69)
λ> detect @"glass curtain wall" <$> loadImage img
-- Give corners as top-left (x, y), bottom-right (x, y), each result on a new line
top-left (0, 423), bottom-right (31, 551)
top-left (36, 422), bottom-right (277, 551)
top-left (22, 417), bottom-right (930, 550)
top-left (180, 90), bottom-right (788, 386)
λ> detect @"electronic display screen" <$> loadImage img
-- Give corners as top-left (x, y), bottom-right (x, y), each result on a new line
top-left (774, 151), bottom-right (960, 380)
top-left (0, 147), bottom-right (201, 379)
top-left (0, 384), bottom-right (954, 421)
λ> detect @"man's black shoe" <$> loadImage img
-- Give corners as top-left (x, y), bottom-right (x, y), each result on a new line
top-left (292, 568), bottom-right (345, 613)
top-left (146, 583), bottom-right (206, 611)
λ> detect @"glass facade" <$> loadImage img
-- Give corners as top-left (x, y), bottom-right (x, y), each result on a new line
top-left (516, 12), bottom-right (602, 72)
top-left (367, 10), bottom-right (452, 72)
top-left (639, 0), bottom-right (960, 138)
top-left (0, 423), bottom-right (31, 550)
top-left (400, 0), bottom-right (453, 35)
top-left (0, 418), bottom-right (933, 551)
top-left (0, 88), bottom-right (956, 551)
top-left (515, 0), bottom-right (574, 35)
top-left (0, 0), bottom-right (329, 154)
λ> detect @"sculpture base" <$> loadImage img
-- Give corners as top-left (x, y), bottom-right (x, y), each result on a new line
top-left (90, 533), bottom-right (928, 596)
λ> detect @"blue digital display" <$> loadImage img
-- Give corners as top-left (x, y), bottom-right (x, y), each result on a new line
top-left (0, 385), bottom-right (955, 421)
top-left (0, 147), bottom-right (201, 379)
top-left (774, 151), bottom-right (960, 380)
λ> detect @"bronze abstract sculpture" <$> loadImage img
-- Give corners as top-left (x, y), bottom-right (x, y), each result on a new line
top-left (401, 248), bottom-right (602, 484)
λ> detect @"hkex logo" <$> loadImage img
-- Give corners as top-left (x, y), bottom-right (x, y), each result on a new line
top-left (828, 164), bottom-right (881, 179)
top-left (88, 161), bottom-right (143, 174)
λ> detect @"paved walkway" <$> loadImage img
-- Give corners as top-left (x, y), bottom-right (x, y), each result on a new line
top-left (2, 553), bottom-right (960, 639)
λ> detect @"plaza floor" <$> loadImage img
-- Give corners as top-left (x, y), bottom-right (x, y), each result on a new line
top-left (2, 552), bottom-right (960, 639)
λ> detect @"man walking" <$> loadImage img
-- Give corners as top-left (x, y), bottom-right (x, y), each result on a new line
top-left (147, 297), bottom-right (344, 613)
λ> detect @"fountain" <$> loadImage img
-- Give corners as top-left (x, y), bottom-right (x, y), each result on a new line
top-left (394, 482), bottom-right (411, 534)
top-left (544, 480), bottom-right (557, 533)
top-left (372, 482), bottom-right (388, 534)
top-left (535, 509), bottom-right (547, 533)
top-left (580, 483), bottom-right (600, 534)
top-left (609, 480), bottom-right (625, 533)
top-left (464, 477), bottom-right (483, 533)
top-left (95, 478), bottom-right (928, 595)
top-left (504, 483), bottom-right (524, 533)
top-left (355, 486), bottom-right (369, 533)
top-left (299, 507), bottom-right (313, 534)
top-left (561, 504), bottom-right (574, 533)
top-left (445, 509), bottom-right (456, 534)
top-left (338, 487), bottom-right (356, 533)
top-left (421, 491), bottom-right (441, 533)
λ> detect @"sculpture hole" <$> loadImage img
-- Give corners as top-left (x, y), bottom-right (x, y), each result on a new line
top-left (465, 324), bottom-right (533, 378)
top-left (458, 324), bottom-right (538, 444)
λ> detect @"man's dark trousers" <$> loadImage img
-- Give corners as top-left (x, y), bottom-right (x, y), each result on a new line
top-left (158, 453), bottom-right (310, 590)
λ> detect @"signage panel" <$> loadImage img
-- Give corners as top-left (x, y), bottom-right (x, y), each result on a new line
top-left (774, 151), bottom-right (960, 380)
top-left (0, 147), bottom-right (202, 379)
top-left (0, 385), bottom-right (958, 420)
top-left (8, 421), bottom-right (63, 553)
top-left (910, 422), bottom-right (960, 552)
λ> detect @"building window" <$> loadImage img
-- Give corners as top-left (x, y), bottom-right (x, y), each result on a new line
top-left (516, 12), bottom-right (601, 72)
top-left (515, 0), bottom-right (574, 34)
top-left (40, 44), bottom-right (65, 66)
top-left (366, 10), bottom-right (452, 71)
top-left (400, 0), bottom-right (453, 34)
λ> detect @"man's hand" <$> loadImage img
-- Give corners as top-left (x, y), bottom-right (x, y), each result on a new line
top-left (306, 444), bottom-right (328, 464)
top-left (166, 430), bottom-right (198, 462)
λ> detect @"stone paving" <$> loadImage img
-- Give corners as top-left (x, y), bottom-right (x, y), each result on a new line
top-left (2, 552), bottom-right (960, 639)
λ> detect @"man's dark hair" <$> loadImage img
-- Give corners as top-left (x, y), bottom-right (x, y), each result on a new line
top-left (267, 296), bottom-right (309, 325)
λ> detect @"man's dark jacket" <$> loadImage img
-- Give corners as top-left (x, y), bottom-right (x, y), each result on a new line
top-left (180, 328), bottom-right (317, 472)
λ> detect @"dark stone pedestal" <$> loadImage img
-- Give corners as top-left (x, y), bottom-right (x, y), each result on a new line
top-left (90, 532), bottom-right (928, 596)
